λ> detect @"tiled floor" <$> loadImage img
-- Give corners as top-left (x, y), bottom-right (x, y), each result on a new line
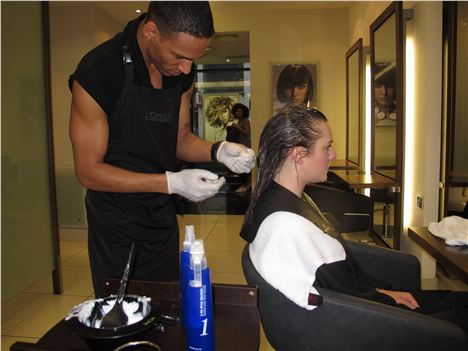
top-left (1, 215), bottom-right (275, 351)
top-left (2, 215), bottom-right (467, 351)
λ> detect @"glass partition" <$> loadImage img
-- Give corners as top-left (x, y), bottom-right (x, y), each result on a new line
top-left (1, 2), bottom-right (61, 300)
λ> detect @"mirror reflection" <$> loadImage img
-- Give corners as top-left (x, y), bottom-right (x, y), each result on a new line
top-left (346, 40), bottom-right (361, 166)
top-left (373, 13), bottom-right (397, 179)
top-left (371, 2), bottom-right (402, 249)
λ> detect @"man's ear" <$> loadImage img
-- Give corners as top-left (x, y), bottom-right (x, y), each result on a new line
top-left (291, 146), bottom-right (307, 164)
top-left (142, 20), bottom-right (159, 41)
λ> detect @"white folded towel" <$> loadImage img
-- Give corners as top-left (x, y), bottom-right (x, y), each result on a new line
top-left (428, 216), bottom-right (468, 246)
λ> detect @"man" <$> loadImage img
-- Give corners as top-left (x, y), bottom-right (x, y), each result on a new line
top-left (69, 1), bottom-right (256, 297)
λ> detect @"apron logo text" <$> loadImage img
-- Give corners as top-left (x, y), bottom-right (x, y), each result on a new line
top-left (144, 112), bottom-right (172, 122)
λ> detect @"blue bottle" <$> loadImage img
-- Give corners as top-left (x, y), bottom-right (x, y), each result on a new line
top-left (180, 225), bottom-right (195, 327)
top-left (185, 239), bottom-right (214, 351)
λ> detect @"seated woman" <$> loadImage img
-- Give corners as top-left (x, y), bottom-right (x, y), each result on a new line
top-left (240, 106), bottom-right (468, 334)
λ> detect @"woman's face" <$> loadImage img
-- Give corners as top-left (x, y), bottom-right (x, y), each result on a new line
top-left (374, 83), bottom-right (395, 107)
top-left (234, 108), bottom-right (244, 119)
top-left (300, 121), bottom-right (336, 184)
top-left (285, 83), bottom-right (309, 106)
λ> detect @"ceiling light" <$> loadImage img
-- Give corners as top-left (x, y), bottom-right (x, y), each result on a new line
top-left (136, 9), bottom-right (142, 13)
top-left (226, 59), bottom-right (230, 62)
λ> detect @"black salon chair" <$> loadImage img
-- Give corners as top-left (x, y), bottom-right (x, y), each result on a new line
top-left (316, 171), bottom-right (352, 192)
top-left (304, 184), bottom-right (371, 233)
top-left (372, 188), bottom-right (397, 237)
top-left (242, 242), bottom-right (468, 351)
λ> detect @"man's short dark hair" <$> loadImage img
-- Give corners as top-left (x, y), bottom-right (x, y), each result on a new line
top-left (147, 1), bottom-right (214, 38)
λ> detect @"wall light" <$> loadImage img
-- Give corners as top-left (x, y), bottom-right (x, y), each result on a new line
top-left (403, 36), bottom-right (415, 228)
top-left (364, 60), bottom-right (372, 197)
top-left (136, 9), bottom-right (142, 14)
top-left (365, 61), bottom-right (371, 174)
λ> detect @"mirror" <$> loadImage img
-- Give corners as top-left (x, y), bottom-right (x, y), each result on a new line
top-left (188, 31), bottom-right (253, 214)
top-left (441, 2), bottom-right (468, 219)
top-left (371, 4), bottom-right (402, 181)
top-left (370, 1), bottom-right (403, 249)
top-left (346, 39), bottom-right (363, 167)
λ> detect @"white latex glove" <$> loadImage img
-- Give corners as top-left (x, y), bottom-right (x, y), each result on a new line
top-left (217, 141), bottom-right (256, 174)
top-left (166, 169), bottom-right (225, 202)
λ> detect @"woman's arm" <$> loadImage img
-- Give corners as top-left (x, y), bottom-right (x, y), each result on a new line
top-left (376, 289), bottom-right (420, 310)
top-left (233, 119), bottom-right (251, 136)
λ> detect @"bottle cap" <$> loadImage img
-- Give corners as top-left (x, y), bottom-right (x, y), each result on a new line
top-left (190, 239), bottom-right (204, 256)
top-left (183, 225), bottom-right (195, 251)
top-left (190, 239), bottom-right (206, 287)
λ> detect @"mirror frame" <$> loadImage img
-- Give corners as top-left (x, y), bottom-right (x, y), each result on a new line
top-left (370, 1), bottom-right (403, 250)
top-left (370, 1), bottom-right (403, 182)
top-left (345, 38), bottom-right (363, 167)
top-left (440, 2), bottom-right (468, 219)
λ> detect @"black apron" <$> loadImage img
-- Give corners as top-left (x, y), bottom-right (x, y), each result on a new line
top-left (86, 45), bottom-right (182, 298)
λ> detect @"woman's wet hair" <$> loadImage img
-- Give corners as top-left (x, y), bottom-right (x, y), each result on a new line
top-left (276, 65), bottom-right (314, 103)
top-left (244, 107), bottom-right (328, 223)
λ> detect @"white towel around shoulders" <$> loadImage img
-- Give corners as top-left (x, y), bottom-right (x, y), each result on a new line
top-left (249, 211), bottom-right (346, 310)
top-left (428, 216), bottom-right (468, 246)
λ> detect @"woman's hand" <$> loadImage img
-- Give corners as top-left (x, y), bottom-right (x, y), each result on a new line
top-left (376, 288), bottom-right (420, 310)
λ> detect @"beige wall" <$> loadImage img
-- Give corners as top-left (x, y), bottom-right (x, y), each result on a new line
top-left (401, 2), bottom-right (443, 282)
top-left (211, 2), bottom-right (349, 157)
top-left (49, 2), bottom-right (122, 227)
top-left (50, 2), bottom-right (122, 169)
top-left (348, 2), bottom-right (391, 46)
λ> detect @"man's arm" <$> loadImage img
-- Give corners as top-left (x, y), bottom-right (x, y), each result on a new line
top-left (176, 82), bottom-right (256, 174)
top-left (175, 82), bottom-right (214, 162)
top-left (69, 81), bottom-right (169, 193)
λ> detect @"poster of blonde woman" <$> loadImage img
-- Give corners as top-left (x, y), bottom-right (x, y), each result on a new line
top-left (203, 94), bottom-right (239, 142)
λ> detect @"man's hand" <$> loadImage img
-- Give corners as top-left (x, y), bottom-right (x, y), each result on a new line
top-left (376, 288), bottom-right (420, 310)
top-left (217, 141), bottom-right (256, 174)
top-left (166, 169), bottom-right (225, 202)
